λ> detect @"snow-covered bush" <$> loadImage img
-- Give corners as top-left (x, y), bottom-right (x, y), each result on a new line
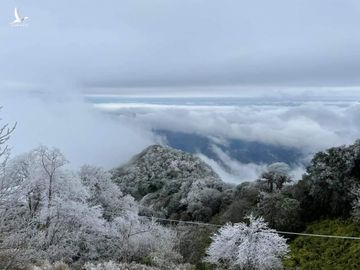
top-left (32, 261), bottom-right (70, 270)
top-left (84, 261), bottom-right (157, 270)
top-left (103, 213), bottom-right (179, 263)
top-left (204, 215), bottom-right (289, 270)
top-left (84, 261), bottom-right (192, 270)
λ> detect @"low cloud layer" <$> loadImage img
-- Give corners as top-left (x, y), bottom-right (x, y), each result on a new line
top-left (0, 91), bottom-right (156, 168)
top-left (95, 101), bottom-right (360, 153)
top-left (198, 147), bottom-right (267, 183)
top-left (91, 99), bottom-right (360, 183)
top-left (198, 145), bottom-right (305, 183)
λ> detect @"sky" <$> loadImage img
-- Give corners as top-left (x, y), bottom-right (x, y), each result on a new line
top-left (1, 0), bottom-right (360, 96)
top-left (1, 1), bottom-right (360, 182)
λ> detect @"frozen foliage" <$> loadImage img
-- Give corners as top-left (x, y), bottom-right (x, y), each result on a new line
top-left (32, 261), bottom-right (70, 270)
top-left (0, 147), bottom-right (105, 265)
top-left (84, 261), bottom-right (157, 270)
top-left (112, 145), bottom-right (231, 221)
top-left (112, 145), bottom-right (220, 198)
top-left (180, 178), bottom-right (225, 221)
top-left (205, 215), bottom-right (289, 270)
top-left (0, 115), bottom-right (17, 245)
top-left (80, 165), bottom-right (136, 220)
top-left (351, 186), bottom-right (360, 223)
top-left (259, 162), bottom-right (292, 193)
top-left (84, 261), bottom-right (192, 270)
top-left (257, 192), bottom-right (301, 231)
top-left (79, 165), bottom-right (181, 265)
top-left (0, 147), bottom-right (181, 269)
top-left (302, 140), bottom-right (360, 217)
top-left (104, 214), bottom-right (179, 263)
top-left (0, 112), bottom-right (15, 167)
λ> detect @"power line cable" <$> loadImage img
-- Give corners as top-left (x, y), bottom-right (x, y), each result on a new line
top-left (141, 216), bottom-right (360, 240)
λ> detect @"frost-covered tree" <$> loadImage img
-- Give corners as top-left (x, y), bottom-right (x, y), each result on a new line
top-left (0, 147), bottom-right (105, 265)
top-left (181, 178), bottom-right (224, 221)
top-left (0, 147), bottom-right (183, 267)
top-left (79, 166), bottom-right (183, 265)
top-left (351, 186), bottom-right (360, 224)
top-left (0, 112), bottom-right (17, 213)
top-left (257, 192), bottom-right (301, 231)
top-left (103, 202), bottom-right (180, 265)
top-left (0, 110), bottom-right (15, 167)
top-left (79, 166), bottom-right (181, 264)
top-left (80, 165), bottom-right (136, 220)
top-left (301, 141), bottom-right (360, 218)
top-left (259, 162), bottom-right (291, 193)
top-left (205, 215), bottom-right (288, 270)
top-left (83, 261), bottom-right (192, 270)
top-left (0, 114), bottom-right (25, 269)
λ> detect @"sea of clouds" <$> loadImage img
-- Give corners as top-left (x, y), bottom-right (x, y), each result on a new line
top-left (2, 90), bottom-right (360, 183)
top-left (93, 99), bottom-right (360, 182)
top-left (94, 101), bottom-right (359, 153)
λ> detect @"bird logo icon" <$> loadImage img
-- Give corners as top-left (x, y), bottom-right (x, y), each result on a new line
top-left (11, 8), bottom-right (29, 26)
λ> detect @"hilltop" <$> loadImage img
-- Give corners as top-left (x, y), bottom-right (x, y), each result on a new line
top-left (111, 145), bottom-right (232, 221)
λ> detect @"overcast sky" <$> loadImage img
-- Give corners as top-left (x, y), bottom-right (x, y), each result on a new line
top-left (1, 0), bottom-right (360, 96)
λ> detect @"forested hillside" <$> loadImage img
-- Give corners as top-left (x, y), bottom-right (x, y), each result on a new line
top-left (111, 141), bottom-right (360, 269)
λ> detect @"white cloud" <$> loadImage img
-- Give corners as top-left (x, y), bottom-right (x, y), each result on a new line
top-left (198, 145), bottom-right (306, 183)
top-left (94, 101), bottom-right (360, 153)
top-left (0, 91), bottom-right (156, 168)
top-left (198, 147), bottom-right (266, 183)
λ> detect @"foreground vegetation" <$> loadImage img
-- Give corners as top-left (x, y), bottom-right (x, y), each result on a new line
top-left (285, 219), bottom-right (360, 270)
top-left (3, 113), bottom-right (360, 269)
